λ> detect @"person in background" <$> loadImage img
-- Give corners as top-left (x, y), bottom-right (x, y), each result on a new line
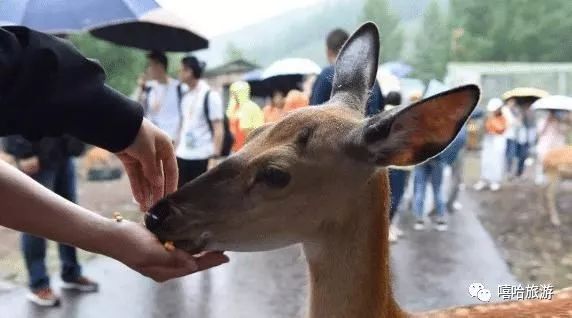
top-left (310, 28), bottom-right (385, 115)
top-left (513, 98), bottom-right (536, 179)
top-left (440, 123), bottom-right (468, 212)
top-left (131, 70), bottom-right (151, 109)
top-left (139, 51), bottom-right (181, 141)
top-left (227, 81), bottom-right (264, 151)
top-left (263, 90), bottom-right (286, 123)
top-left (504, 98), bottom-right (519, 178)
top-left (535, 110), bottom-right (567, 184)
top-left (175, 56), bottom-right (224, 187)
top-left (387, 90), bottom-right (418, 242)
top-left (283, 89), bottom-right (309, 113)
top-left (474, 98), bottom-right (507, 191)
top-left (3, 135), bottom-right (95, 306)
top-left (412, 156), bottom-right (447, 232)
top-left (410, 88), bottom-right (447, 232)
top-left (505, 97), bottom-right (536, 180)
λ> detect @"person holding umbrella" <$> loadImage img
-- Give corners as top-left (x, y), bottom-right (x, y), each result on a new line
top-left (473, 98), bottom-right (508, 192)
top-left (535, 110), bottom-right (568, 184)
top-left (502, 88), bottom-right (548, 179)
top-left (263, 90), bottom-right (286, 123)
top-left (0, 26), bottom-right (228, 305)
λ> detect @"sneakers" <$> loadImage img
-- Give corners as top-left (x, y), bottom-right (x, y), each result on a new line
top-left (413, 219), bottom-right (425, 231)
top-left (61, 276), bottom-right (99, 293)
top-left (489, 183), bottom-right (501, 192)
top-left (27, 287), bottom-right (60, 307)
top-left (392, 225), bottom-right (404, 237)
top-left (388, 228), bottom-right (398, 243)
top-left (434, 219), bottom-right (448, 232)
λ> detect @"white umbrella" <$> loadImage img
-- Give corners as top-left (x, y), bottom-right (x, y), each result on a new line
top-left (262, 58), bottom-right (321, 80)
top-left (531, 95), bottom-right (572, 111)
top-left (377, 67), bottom-right (400, 93)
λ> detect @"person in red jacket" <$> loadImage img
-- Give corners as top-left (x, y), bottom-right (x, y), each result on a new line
top-left (0, 26), bottom-right (228, 298)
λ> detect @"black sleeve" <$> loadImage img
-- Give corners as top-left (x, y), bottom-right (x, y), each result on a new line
top-left (3, 135), bottom-right (35, 159)
top-left (309, 70), bottom-right (333, 106)
top-left (0, 26), bottom-right (143, 153)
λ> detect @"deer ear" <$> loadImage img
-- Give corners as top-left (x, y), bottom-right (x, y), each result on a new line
top-left (330, 22), bottom-right (380, 112)
top-left (347, 85), bottom-right (480, 166)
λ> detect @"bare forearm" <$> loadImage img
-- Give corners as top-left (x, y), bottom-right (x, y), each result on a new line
top-left (213, 121), bottom-right (224, 156)
top-left (0, 160), bottom-right (116, 255)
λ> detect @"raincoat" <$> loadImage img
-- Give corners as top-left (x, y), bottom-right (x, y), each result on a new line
top-left (226, 81), bottom-right (264, 151)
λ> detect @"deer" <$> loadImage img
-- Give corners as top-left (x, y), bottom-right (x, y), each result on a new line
top-left (542, 145), bottom-right (572, 226)
top-left (145, 23), bottom-right (572, 318)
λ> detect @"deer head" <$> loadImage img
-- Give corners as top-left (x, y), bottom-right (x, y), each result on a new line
top-left (146, 22), bottom-right (480, 255)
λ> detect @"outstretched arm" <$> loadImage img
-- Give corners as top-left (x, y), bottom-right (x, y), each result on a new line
top-left (0, 160), bottom-right (228, 282)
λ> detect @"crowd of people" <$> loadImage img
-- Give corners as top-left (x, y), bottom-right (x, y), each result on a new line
top-left (474, 96), bottom-right (570, 190)
top-left (387, 90), bottom-right (571, 243)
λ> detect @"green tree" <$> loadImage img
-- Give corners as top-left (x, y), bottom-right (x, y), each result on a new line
top-left (411, 0), bottom-right (450, 82)
top-left (70, 33), bottom-right (146, 95)
top-left (225, 42), bottom-right (245, 62)
top-left (450, 0), bottom-right (572, 62)
top-left (362, 0), bottom-right (404, 62)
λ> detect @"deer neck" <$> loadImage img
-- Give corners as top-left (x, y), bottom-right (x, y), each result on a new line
top-left (302, 171), bottom-right (407, 318)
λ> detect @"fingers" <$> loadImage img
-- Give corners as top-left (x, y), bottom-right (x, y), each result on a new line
top-left (158, 137), bottom-right (179, 194)
top-left (194, 252), bottom-right (230, 271)
top-left (141, 156), bottom-right (164, 208)
top-left (142, 252), bottom-right (229, 282)
top-left (141, 264), bottom-right (196, 283)
top-left (120, 158), bottom-right (150, 211)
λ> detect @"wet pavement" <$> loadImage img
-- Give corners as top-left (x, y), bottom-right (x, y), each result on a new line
top-left (0, 192), bottom-right (517, 317)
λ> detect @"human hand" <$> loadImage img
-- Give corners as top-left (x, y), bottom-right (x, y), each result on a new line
top-left (19, 156), bottom-right (40, 175)
top-left (106, 220), bottom-right (229, 282)
top-left (0, 152), bottom-right (15, 166)
top-left (116, 119), bottom-right (178, 211)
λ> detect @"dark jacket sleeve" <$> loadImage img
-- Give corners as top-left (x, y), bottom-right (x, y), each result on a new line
top-left (309, 68), bottom-right (334, 106)
top-left (3, 135), bottom-right (35, 159)
top-left (0, 26), bottom-right (143, 153)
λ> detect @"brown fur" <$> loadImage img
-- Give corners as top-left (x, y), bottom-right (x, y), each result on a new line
top-left (542, 146), bottom-right (572, 226)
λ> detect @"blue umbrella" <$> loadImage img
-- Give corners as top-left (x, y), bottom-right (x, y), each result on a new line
top-left (0, 0), bottom-right (208, 51)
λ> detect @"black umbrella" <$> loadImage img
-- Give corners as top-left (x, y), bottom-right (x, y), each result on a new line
top-left (90, 8), bottom-right (208, 52)
top-left (242, 70), bottom-right (304, 98)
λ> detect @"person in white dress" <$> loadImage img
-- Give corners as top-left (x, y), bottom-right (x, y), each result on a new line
top-left (474, 98), bottom-right (508, 191)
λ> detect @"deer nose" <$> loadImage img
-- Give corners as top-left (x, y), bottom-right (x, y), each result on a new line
top-left (145, 199), bottom-right (172, 233)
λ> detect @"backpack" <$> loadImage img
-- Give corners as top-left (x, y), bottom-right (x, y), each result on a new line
top-left (177, 85), bottom-right (234, 157)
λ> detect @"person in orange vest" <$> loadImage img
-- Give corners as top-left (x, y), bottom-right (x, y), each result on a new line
top-left (263, 90), bottom-right (287, 124)
top-left (283, 90), bottom-right (310, 113)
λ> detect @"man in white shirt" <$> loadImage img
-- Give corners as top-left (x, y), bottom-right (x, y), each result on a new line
top-left (175, 56), bottom-right (224, 187)
top-left (141, 51), bottom-right (181, 140)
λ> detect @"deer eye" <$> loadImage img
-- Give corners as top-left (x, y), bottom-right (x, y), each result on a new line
top-left (255, 167), bottom-right (291, 188)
